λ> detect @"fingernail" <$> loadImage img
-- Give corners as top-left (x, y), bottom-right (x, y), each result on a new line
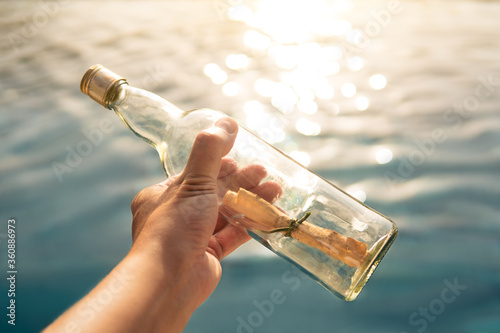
top-left (215, 118), bottom-right (237, 134)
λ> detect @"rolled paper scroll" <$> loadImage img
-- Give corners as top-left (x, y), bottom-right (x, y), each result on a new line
top-left (222, 188), bottom-right (367, 268)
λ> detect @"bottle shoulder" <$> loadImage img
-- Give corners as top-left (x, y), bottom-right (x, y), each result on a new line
top-left (160, 108), bottom-right (227, 176)
top-left (169, 108), bottom-right (227, 136)
top-left (180, 107), bottom-right (227, 121)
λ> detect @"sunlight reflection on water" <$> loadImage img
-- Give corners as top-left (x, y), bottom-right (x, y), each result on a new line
top-left (204, 0), bottom-right (398, 146)
top-left (1, 0), bottom-right (500, 332)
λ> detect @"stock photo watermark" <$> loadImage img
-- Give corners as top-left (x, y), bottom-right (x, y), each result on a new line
top-left (51, 118), bottom-right (115, 182)
top-left (7, 0), bottom-right (68, 54)
top-left (228, 265), bottom-right (307, 333)
top-left (212, 0), bottom-right (403, 60)
top-left (400, 278), bottom-right (467, 333)
top-left (212, 0), bottom-right (249, 21)
top-left (5, 218), bottom-right (17, 326)
top-left (141, 64), bottom-right (169, 91)
top-left (340, 1), bottom-right (403, 60)
top-left (174, 115), bottom-right (289, 226)
top-left (62, 264), bottom-right (133, 333)
top-left (385, 73), bottom-right (500, 188)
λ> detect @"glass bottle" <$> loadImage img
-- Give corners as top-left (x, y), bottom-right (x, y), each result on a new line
top-left (80, 64), bottom-right (398, 301)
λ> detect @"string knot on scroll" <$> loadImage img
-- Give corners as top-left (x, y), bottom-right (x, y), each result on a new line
top-left (261, 211), bottom-right (311, 237)
top-left (222, 188), bottom-right (368, 268)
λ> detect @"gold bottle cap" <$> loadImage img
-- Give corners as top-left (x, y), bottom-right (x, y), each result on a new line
top-left (80, 64), bottom-right (127, 108)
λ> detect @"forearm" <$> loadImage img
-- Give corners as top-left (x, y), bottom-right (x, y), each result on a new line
top-left (44, 251), bottom-right (196, 333)
top-left (44, 118), bottom-right (248, 332)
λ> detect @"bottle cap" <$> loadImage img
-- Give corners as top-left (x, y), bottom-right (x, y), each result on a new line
top-left (80, 64), bottom-right (127, 108)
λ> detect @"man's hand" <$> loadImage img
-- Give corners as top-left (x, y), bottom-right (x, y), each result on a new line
top-left (129, 117), bottom-right (281, 310)
top-left (44, 117), bottom-right (281, 333)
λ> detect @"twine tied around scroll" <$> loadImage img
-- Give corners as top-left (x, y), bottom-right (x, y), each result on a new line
top-left (222, 188), bottom-right (367, 268)
top-left (261, 212), bottom-right (311, 237)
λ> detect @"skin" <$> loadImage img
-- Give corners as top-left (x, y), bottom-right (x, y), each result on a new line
top-left (44, 117), bottom-right (281, 333)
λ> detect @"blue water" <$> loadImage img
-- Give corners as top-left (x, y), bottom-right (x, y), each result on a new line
top-left (1, 0), bottom-right (499, 332)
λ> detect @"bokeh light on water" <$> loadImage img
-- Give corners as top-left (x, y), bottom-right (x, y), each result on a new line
top-left (202, 0), bottom-right (399, 144)
top-left (1, 0), bottom-right (500, 332)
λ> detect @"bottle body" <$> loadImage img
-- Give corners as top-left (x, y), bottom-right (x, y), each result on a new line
top-left (82, 65), bottom-right (397, 301)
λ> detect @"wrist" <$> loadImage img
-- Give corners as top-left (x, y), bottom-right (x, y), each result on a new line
top-left (121, 251), bottom-right (198, 332)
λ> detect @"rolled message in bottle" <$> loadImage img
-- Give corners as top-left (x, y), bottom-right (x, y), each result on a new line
top-left (223, 188), bottom-right (367, 268)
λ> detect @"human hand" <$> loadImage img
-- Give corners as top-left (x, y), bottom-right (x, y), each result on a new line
top-left (44, 117), bottom-right (281, 333)
top-left (129, 117), bottom-right (282, 315)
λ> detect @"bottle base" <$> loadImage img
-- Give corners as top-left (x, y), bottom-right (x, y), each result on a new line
top-left (345, 226), bottom-right (399, 301)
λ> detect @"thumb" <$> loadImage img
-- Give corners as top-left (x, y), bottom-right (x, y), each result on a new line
top-left (183, 117), bottom-right (238, 181)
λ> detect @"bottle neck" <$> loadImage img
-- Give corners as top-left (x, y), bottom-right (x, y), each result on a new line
top-left (108, 83), bottom-right (184, 149)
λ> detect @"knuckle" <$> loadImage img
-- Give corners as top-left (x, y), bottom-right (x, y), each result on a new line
top-left (131, 187), bottom-right (150, 211)
top-left (180, 177), bottom-right (217, 196)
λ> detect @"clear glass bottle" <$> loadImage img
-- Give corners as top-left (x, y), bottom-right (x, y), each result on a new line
top-left (81, 64), bottom-right (398, 301)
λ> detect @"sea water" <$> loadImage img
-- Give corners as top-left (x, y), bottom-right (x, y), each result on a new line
top-left (0, 1), bottom-right (499, 332)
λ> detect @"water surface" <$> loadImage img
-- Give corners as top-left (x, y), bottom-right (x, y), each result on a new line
top-left (1, 1), bottom-right (499, 332)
